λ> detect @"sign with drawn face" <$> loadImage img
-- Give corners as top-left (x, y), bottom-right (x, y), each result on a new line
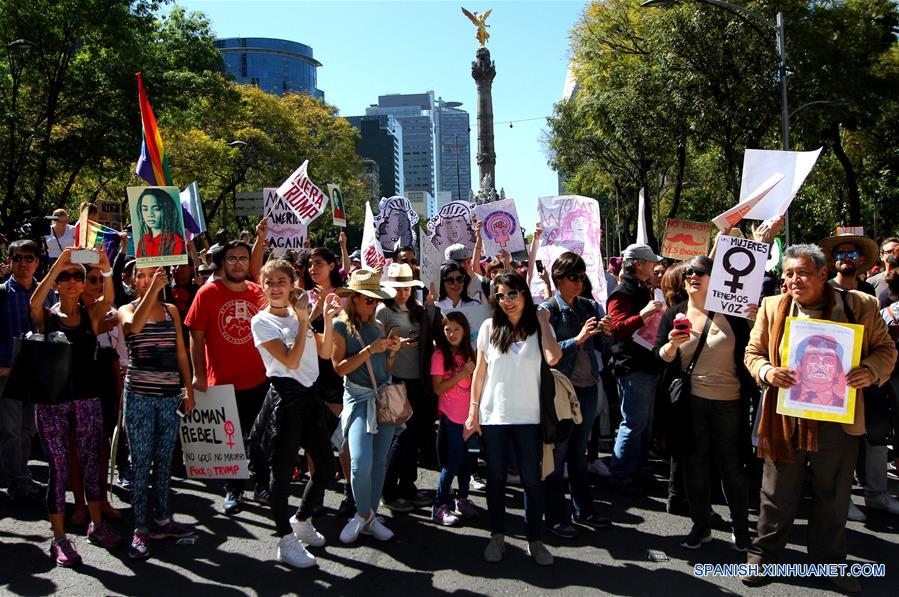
top-left (533, 195), bottom-right (607, 306)
top-left (328, 183), bottom-right (346, 227)
top-left (706, 235), bottom-right (769, 319)
top-left (180, 385), bottom-right (250, 479)
top-left (474, 198), bottom-right (525, 256)
top-left (127, 186), bottom-right (188, 268)
top-left (374, 195), bottom-right (419, 251)
top-left (426, 200), bottom-right (476, 257)
top-left (777, 317), bottom-right (863, 424)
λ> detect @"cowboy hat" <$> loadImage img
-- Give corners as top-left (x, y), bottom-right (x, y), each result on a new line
top-left (382, 262), bottom-right (425, 288)
top-left (818, 233), bottom-right (879, 272)
top-left (335, 269), bottom-right (396, 300)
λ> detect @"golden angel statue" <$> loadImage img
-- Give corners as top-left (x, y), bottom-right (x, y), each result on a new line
top-left (461, 7), bottom-right (492, 47)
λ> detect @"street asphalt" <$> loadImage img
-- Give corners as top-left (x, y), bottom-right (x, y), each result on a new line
top-left (1, 454), bottom-right (897, 596)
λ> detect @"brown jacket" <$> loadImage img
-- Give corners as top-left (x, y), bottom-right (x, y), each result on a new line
top-left (745, 289), bottom-right (897, 436)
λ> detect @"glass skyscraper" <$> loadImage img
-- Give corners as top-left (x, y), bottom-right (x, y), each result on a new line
top-left (215, 37), bottom-right (324, 98)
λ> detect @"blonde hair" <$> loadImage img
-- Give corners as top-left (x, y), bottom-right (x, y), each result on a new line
top-left (339, 292), bottom-right (376, 338)
top-left (260, 258), bottom-right (295, 283)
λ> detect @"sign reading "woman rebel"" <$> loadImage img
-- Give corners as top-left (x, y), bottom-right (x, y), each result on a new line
top-left (180, 385), bottom-right (249, 479)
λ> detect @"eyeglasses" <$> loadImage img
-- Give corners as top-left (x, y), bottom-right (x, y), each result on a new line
top-left (444, 275), bottom-right (466, 285)
top-left (685, 268), bottom-right (709, 278)
top-left (56, 271), bottom-right (85, 283)
top-left (494, 290), bottom-right (521, 303)
top-left (10, 254), bottom-right (36, 263)
top-left (834, 250), bottom-right (860, 261)
top-left (360, 296), bottom-right (380, 305)
top-left (564, 273), bottom-right (587, 283)
top-left (226, 255), bottom-right (250, 265)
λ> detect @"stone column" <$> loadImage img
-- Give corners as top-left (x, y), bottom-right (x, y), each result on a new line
top-left (471, 47), bottom-right (496, 194)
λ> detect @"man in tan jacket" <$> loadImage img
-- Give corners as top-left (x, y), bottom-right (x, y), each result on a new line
top-left (742, 244), bottom-right (896, 593)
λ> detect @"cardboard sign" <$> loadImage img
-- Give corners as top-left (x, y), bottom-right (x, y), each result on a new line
top-left (275, 160), bottom-right (328, 226)
top-left (180, 385), bottom-right (249, 479)
top-left (777, 317), bottom-right (863, 424)
top-left (661, 218), bottom-right (713, 259)
top-left (96, 200), bottom-right (123, 229)
top-left (706, 235), bottom-right (769, 318)
top-left (426, 201), bottom-right (476, 258)
top-left (713, 173), bottom-right (783, 232)
top-left (474, 198), bottom-right (525, 255)
top-left (836, 226), bottom-right (864, 236)
top-left (738, 148), bottom-right (822, 221)
top-left (361, 202), bottom-right (385, 270)
top-left (327, 183), bottom-right (346, 227)
top-left (374, 195), bottom-right (419, 251)
top-left (127, 186), bottom-right (189, 268)
top-left (264, 187), bottom-right (307, 256)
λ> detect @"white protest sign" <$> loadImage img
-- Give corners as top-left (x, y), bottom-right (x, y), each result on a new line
top-left (264, 187), bottom-right (307, 256)
top-left (534, 195), bottom-right (607, 307)
top-left (713, 173), bottom-right (784, 232)
top-left (707, 235), bottom-right (770, 319)
top-left (180, 385), bottom-right (249, 479)
top-left (327, 183), bottom-right (346, 227)
top-left (426, 201), bottom-right (476, 257)
top-left (474, 198), bottom-right (526, 255)
top-left (361, 201), bottom-right (386, 270)
top-left (636, 188), bottom-right (648, 244)
top-left (275, 160), bottom-right (329, 226)
top-left (419, 229), bottom-right (441, 299)
top-left (738, 148), bottom-right (823, 221)
top-left (374, 195), bottom-right (419, 250)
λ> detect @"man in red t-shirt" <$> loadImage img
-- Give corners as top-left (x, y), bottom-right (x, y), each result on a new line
top-left (184, 240), bottom-right (269, 514)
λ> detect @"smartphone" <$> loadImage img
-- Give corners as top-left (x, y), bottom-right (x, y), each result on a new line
top-left (536, 260), bottom-right (544, 274)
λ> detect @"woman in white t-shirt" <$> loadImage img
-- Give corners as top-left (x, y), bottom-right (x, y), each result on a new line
top-left (464, 271), bottom-right (561, 566)
top-left (250, 259), bottom-right (342, 570)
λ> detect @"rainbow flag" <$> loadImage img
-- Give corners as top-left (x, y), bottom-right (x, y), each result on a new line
top-left (135, 72), bottom-right (173, 186)
top-left (75, 220), bottom-right (122, 263)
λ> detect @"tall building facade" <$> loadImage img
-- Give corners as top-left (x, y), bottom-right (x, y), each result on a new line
top-left (346, 115), bottom-right (404, 199)
top-left (215, 37), bottom-right (324, 98)
top-left (435, 100), bottom-right (472, 203)
top-left (366, 92), bottom-right (437, 195)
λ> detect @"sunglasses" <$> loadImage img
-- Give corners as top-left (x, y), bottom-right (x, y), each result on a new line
top-left (564, 273), bottom-right (587, 283)
top-left (10, 254), bottom-right (36, 263)
top-left (86, 275), bottom-right (102, 284)
top-left (56, 271), bottom-right (85, 283)
top-left (834, 250), bottom-right (860, 261)
top-left (444, 275), bottom-right (466, 285)
top-left (494, 290), bottom-right (521, 303)
top-left (685, 268), bottom-right (709, 278)
top-left (360, 296), bottom-right (380, 305)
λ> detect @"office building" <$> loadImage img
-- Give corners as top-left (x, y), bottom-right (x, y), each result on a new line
top-left (366, 92), bottom-right (437, 195)
top-left (347, 115), bottom-right (404, 199)
top-left (215, 37), bottom-right (324, 98)
top-left (435, 100), bottom-right (472, 203)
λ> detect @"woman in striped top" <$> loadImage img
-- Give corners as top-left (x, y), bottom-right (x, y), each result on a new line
top-left (118, 266), bottom-right (196, 560)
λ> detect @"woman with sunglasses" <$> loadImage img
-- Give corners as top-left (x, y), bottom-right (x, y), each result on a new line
top-left (30, 248), bottom-right (122, 566)
top-left (654, 255), bottom-right (757, 552)
top-left (331, 269), bottom-right (402, 544)
top-left (436, 261), bottom-right (490, 348)
top-left (464, 271), bottom-right (562, 566)
top-left (539, 252), bottom-right (612, 538)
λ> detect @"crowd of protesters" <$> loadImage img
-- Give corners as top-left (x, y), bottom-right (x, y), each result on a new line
top-left (1, 205), bottom-right (898, 593)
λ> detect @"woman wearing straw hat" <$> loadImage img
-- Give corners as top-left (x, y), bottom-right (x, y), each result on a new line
top-left (332, 269), bottom-right (403, 544)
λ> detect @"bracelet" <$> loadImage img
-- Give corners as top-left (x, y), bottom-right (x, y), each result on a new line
top-left (100, 269), bottom-right (113, 278)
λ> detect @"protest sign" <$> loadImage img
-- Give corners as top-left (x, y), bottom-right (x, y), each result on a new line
top-left (474, 198), bottom-right (525, 256)
top-left (275, 160), bottom-right (328, 226)
top-left (327, 183), bottom-right (346, 227)
top-left (361, 201), bottom-right (386, 270)
top-left (706, 235), bottom-right (769, 319)
top-left (180, 385), bottom-right (249, 479)
top-left (636, 188), bottom-right (648, 245)
top-left (738, 148), bottom-right (823, 221)
top-left (777, 317), bottom-right (863, 424)
top-left (661, 218), bottom-right (713, 259)
top-left (127, 186), bottom-right (188, 268)
top-left (374, 195), bottom-right (419, 251)
top-left (264, 187), bottom-right (307, 256)
top-left (633, 288), bottom-right (665, 350)
top-left (96, 200), bottom-right (123, 230)
top-left (419, 229), bottom-right (441, 298)
top-left (426, 201), bottom-right (476, 258)
top-left (534, 195), bottom-right (607, 306)
top-left (836, 226), bottom-right (864, 236)
top-left (712, 173), bottom-right (784, 232)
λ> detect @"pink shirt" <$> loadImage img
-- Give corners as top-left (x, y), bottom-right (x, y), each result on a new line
top-left (430, 351), bottom-right (471, 424)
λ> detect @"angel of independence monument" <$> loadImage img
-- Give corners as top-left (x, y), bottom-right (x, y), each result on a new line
top-left (463, 8), bottom-right (499, 204)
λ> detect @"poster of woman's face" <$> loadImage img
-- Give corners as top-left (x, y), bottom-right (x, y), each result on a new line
top-left (426, 201), bottom-right (476, 256)
top-left (374, 196), bottom-right (418, 251)
top-left (127, 186), bottom-right (188, 268)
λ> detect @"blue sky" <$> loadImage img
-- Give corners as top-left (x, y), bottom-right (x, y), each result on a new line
top-left (176, 0), bottom-right (588, 230)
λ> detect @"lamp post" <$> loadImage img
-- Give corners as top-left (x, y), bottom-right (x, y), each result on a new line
top-left (642, 0), bottom-right (791, 244)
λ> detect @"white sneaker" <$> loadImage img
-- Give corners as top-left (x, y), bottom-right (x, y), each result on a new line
top-left (277, 534), bottom-right (316, 569)
top-left (361, 514), bottom-right (394, 541)
top-left (290, 515), bottom-right (326, 547)
top-left (865, 493), bottom-right (899, 515)
top-left (847, 500), bottom-right (867, 522)
top-left (588, 459), bottom-right (612, 478)
top-left (470, 476), bottom-right (487, 491)
top-left (339, 515), bottom-right (366, 544)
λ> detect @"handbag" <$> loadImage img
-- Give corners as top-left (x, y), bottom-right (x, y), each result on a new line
top-left (355, 330), bottom-right (412, 425)
top-left (668, 315), bottom-right (713, 405)
top-left (1, 335), bottom-right (74, 404)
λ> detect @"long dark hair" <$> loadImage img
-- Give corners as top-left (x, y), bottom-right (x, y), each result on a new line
top-left (382, 285), bottom-right (425, 322)
top-left (135, 188), bottom-right (182, 255)
top-left (306, 247), bottom-right (343, 290)
top-left (435, 311), bottom-right (475, 373)
top-left (439, 261), bottom-right (472, 302)
top-left (489, 271), bottom-right (538, 353)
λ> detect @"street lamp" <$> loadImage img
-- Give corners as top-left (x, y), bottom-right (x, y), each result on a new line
top-left (642, 0), bottom-right (792, 244)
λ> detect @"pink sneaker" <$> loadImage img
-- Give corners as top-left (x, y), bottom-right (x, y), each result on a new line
top-left (431, 504), bottom-right (460, 526)
top-left (87, 521), bottom-right (122, 549)
top-left (50, 538), bottom-right (82, 567)
top-left (454, 498), bottom-right (479, 520)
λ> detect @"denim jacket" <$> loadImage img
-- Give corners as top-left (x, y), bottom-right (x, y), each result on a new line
top-left (538, 294), bottom-right (605, 379)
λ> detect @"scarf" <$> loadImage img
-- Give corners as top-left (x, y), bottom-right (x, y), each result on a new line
top-left (756, 284), bottom-right (836, 462)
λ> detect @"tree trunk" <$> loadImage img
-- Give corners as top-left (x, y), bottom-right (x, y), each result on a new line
top-left (829, 126), bottom-right (861, 226)
top-left (666, 139), bottom-right (687, 221)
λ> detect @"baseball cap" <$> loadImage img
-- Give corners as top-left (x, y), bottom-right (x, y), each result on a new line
top-left (622, 243), bottom-right (662, 262)
top-left (445, 243), bottom-right (472, 261)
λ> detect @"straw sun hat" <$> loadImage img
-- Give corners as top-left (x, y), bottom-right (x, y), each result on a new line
top-left (335, 269), bottom-right (396, 300)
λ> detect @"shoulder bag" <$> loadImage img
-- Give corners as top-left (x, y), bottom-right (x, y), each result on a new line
top-left (668, 315), bottom-right (713, 405)
top-left (356, 330), bottom-right (413, 425)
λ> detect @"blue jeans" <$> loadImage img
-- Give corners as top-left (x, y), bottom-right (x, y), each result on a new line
top-left (611, 371), bottom-right (658, 481)
top-left (345, 386), bottom-right (398, 517)
top-left (482, 424), bottom-right (544, 541)
top-left (545, 385), bottom-right (598, 524)
top-left (435, 415), bottom-right (472, 506)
